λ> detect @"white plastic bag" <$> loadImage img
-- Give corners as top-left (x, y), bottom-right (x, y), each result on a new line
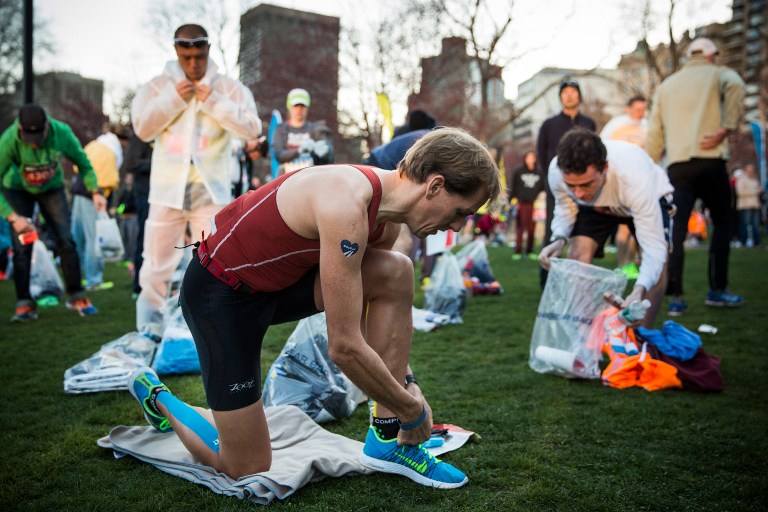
top-left (95, 211), bottom-right (124, 261)
top-left (455, 239), bottom-right (489, 270)
top-left (423, 252), bottom-right (467, 324)
top-left (30, 239), bottom-right (64, 300)
top-left (262, 312), bottom-right (365, 423)
top-left (529, 258), bottom-right (626, 379)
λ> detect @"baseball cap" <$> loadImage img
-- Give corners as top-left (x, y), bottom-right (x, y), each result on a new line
top-left (18, 103), bottom-right (48, 145)
top-left (559, 78), bottom-right (581, 96)
top-left (286, 88), bottom-right (311, 108)
top-left (687, 38), bottom-right (718, 57)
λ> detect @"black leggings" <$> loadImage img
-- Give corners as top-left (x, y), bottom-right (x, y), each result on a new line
top-left (179, 256), bottom-right (320, 411)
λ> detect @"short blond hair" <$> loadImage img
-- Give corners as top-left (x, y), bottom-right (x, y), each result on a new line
top-left (400, 127), bottom-right (501, 203)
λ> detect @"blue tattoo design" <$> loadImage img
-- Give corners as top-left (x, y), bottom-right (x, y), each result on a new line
top-left (340, 239), bottom-right (359, 257)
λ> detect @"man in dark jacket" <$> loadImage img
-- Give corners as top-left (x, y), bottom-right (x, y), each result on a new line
top-left (509, 151), bottom-right (545, 260)
top-left (536, 78), bottom-right (596, 287)
top-left (123, 132), bottom-right (152, 297)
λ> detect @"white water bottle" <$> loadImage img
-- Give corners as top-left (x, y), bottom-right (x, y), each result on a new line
top-left (620, 299), bottom-right (651, 324)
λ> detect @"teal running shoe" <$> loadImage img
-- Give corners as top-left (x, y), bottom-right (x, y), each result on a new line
top-left (359, 426), bottom-right (468, 489)
top-left (128, 367), bottom-right (173, 432)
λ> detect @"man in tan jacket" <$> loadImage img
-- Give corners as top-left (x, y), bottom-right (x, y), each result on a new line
top-left (646, 37), bottom-right (746, 316)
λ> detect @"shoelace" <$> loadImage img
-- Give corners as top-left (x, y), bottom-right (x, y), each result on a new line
top-left (395, 443), bottom-right (439, 469)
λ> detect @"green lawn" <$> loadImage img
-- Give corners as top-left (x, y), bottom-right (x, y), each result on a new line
top-left (1, 245), bottom-right (766, 511)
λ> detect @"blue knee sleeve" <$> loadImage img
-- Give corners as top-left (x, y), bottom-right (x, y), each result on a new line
top-left (157, 392), bottom-right (220, 453)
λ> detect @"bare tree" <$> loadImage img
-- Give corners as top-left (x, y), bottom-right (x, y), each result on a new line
top-left (337, 1), bottom-right (442, 147)
top-left (438, 0), bottom-right (514, 139)
top-left (338, 26), bottom-right (380, 150)
top-left (0, 0), bottom-right (53, 130)
top-left (109, 87), bottom-right (136, 126)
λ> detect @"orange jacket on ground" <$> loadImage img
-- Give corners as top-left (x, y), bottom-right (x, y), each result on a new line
top-left (602, 351), bottom-right (682, 391)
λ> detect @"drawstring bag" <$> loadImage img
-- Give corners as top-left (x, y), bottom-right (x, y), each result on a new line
top-left (95, 211), bottom-right (125, 261)
top-left (152, 298), bottom-right (199, 375)
top-left (423, 252), bottom-right (467, 324)
top-left (529, 258), bottom-right (626, 379)
top-left (30, 239), bottom-right (64, 301)
top-left (262, 312), bottom-right (365, 423)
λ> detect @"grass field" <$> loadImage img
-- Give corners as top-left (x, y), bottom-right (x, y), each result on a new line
top-left (0, 244), bottom-right (766, 511)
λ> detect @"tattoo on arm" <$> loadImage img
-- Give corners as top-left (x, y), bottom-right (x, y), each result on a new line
top-left (340, 239), bottom-right (359, 257)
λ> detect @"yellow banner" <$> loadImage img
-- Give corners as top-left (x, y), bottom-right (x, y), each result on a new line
top-left (376, 93), bottom-right (394, 143)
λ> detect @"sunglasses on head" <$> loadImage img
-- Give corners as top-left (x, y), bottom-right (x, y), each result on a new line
top-left (174, 37), bottom-right (209, 48)
top-left (560, 79), bottom-right (579, 88)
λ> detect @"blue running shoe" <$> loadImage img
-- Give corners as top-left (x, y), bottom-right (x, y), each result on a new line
top-left (359, 426), bottom-right (468, 489)
top-left (128, 367), bottom-right (173, 432)
top-left (667, 299), bottom-right (688, 317)
top-left (705, 290), bottom-right (744, 308)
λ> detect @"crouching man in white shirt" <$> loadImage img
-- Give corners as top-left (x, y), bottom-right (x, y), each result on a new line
top-left (538, 128), bottom-right (674, 328)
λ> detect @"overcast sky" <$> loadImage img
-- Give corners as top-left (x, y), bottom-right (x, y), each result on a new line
top-left (34, 0), bottom-right (733, 119)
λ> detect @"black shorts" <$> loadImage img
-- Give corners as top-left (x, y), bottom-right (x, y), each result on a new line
top-left (179, 256), bottom-right (321, 411)
top-left (570, 201), bottom-right (672, 259)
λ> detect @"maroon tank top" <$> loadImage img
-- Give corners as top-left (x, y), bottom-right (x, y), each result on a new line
top-left (204, 164), bottom-right (385, 292)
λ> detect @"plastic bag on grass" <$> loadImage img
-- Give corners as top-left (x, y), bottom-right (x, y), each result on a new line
top-left (64, 332), bottom-right (157, 394)
top-left (153, 297), bottom-right (199, 375)
top-left (95, 211), bottom-right (125, 261)
top-left (423, 252), bottom-right (467, 324)
top-left (529, 258), bottom-right (626, 379)
top-left (30, 239), bottom-right (64, 301)
top-left (262, 312), bottom-right (364, 423)
top-left (455, 239), bottom-right (489, 270)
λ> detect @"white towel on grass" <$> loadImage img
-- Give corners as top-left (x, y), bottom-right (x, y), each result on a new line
top-left (97, 405), bottom-right (372, 504)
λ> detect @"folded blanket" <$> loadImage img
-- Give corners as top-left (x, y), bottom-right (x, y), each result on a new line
top-left (97, 405), bottom-right (372, 504)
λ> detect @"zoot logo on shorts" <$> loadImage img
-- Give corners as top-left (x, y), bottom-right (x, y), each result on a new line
top-left (229, 379), bottom-right (256, 393)
top-left (23, 163), bottom-right (56, 186)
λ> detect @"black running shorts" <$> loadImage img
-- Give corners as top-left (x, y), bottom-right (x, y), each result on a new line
top-left (180, 255), bottom-right (321, 411)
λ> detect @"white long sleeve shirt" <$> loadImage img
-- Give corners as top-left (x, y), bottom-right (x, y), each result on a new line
top-left (549, 140), bottom-right (674, 291)
top-left (131, 60), bottom-right (261, 209)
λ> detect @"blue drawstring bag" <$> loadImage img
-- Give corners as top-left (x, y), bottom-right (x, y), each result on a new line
top-left (637, 320), bottom-right (702, 362)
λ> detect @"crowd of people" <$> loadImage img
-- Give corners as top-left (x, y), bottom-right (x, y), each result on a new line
top-left (0, 24), bottom-right (764, 491)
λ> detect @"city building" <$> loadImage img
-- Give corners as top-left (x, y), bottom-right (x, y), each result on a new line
top-left (407, 37), bottom-right (512, 145)
top-left (711, 0), bottom-right (767, 122)
top-left (5, 71), bottom-right (106, 143)
top-left (239, 3), bottom-right (340, 135)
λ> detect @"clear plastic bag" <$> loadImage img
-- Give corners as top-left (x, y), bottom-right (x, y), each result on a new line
top-left (63, 332), bottom-right (157, 394)
top-left (152, 297), bottom-right (200, 375)
top-left (30, 239), bottom-right (64, 300)
top-left (455, 239), bottom-right (489, 270)
top-left (95, 211), bottom-right (125, 261)
top-left (262, 312), bottom-right (365, 423)
top-left (529, 258), bottom-right (626, 379)
top-left (423, 252), bottom-right (467, 324)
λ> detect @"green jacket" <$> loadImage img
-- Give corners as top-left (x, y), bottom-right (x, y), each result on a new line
top-left (0, 117), bottom-right (98, 219)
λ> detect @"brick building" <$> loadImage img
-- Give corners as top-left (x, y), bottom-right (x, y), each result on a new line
top-left (239, 4), bottom-right (340, 136)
